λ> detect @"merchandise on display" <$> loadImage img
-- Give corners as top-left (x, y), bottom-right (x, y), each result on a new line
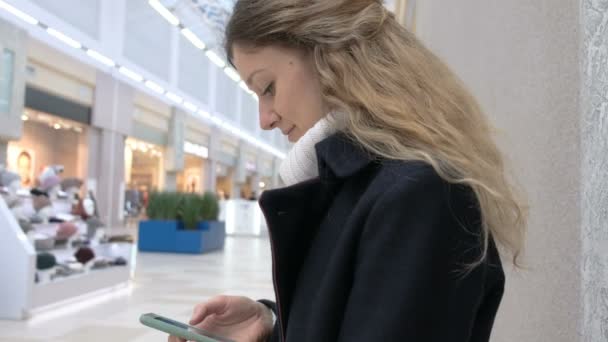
top-left (0, 161), bottom-right (131, 293)
top-left (32, 195), bottom-right (52, 212)
top-left (86, 217), bottom-right (105, 238)
top-left (56, 222), bottom-right (78, 241)
top-left (36, 253), bottom-right (57, 270)
top-left (0, 169), bottom-right (21, 189)
top-left (38, 165), bottom-right (64, 184)
top-left (32, 233), bottom-right (55, 250)
top-left (74, 247), bottom-right (95, 264)
top-left (40, 174), bottom-right (61, 193)
top-left (18, 218), bottom-right (33, 233)
top-left (60, 178), bottom-right (83, 192)
top-left (0, 99), bottom-right (137, 321)
top-left (30, 188), bottom-right (49, 198)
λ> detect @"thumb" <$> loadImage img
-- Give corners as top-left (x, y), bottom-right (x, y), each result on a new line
top-left (190, 296), bottom-right (230, 325)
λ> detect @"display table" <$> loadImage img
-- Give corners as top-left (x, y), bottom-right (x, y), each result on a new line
top-left (220, 199), bottom-right (267, 236)
top-left (0, 197), bottom-right (135, 320)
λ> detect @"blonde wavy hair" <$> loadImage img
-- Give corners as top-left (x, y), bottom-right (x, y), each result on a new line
top-left (225, 0), bottom-right (527, 267)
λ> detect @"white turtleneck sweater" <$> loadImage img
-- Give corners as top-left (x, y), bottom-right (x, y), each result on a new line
top-left (278, 114), bottom-right (340, 187)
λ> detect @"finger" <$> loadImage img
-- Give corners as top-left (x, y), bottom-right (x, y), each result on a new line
top-left (190, 296), bottom-right (229, 325)
top-left (168, 335), bottom-right (186, 342)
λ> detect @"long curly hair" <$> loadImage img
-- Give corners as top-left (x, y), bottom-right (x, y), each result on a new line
top-left (225, 0), bottom-right (527, 267)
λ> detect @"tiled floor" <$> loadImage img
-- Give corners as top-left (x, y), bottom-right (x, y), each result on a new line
top-left (0, 236), bottom-right (275, 341)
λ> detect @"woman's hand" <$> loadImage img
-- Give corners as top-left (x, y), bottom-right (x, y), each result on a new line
top-left (168, 295), bottom-right (274, 342)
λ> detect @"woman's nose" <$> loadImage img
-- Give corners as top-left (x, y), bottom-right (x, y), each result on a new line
top-left (259, 103), bottom-right (280, 130)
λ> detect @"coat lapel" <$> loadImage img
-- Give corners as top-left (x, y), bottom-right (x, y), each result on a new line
top-left (258, 133), bottom-right (374, 339)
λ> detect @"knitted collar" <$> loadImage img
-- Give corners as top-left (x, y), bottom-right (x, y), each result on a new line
top-left (278, 114), bottom-right (339, 187)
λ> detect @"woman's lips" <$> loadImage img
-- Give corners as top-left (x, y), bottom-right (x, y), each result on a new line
top-left (287, 127), bottom-right (296, 141)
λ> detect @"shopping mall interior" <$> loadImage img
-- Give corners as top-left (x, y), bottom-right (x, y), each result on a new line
top-left (0, 0), bottom-right (606, 341)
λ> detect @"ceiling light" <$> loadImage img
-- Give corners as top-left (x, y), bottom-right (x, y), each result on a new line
top-left (53, 123), bottom-right (61, 130)
top-left (0, 1), bottom-right (39, 25)
top-left (224, 67), bottom-right (241, 82)
top-left (183, 101), bottom-right (197, 112)
top-left (259, 182), bottom-right (266, 188)
top-left (46, 28), bottom-right (82, 49)
top-left (180, 28), bottom-right (206, 50)
top-left (210, 116), bottom-right (223, 126)
top-left (198, 109), bottom-right (211, 119)
top-left (144, 80), bottom-right (165, 94)
top-left (165, 92), bottom-right (183, 104)
top-left (86, 49), bottom-right (115, 67)
top-left (148, 0), bottom-right (179, 26)
top-left (239, 81), bottom-right (253, 94)
top-left (184, 141), bottom-right (209, 159)
top-left (119, 66), bottom-right (144, 82)
top-left (205, 50), bottom-right (226, 68)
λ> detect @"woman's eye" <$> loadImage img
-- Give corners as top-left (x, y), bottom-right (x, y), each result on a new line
top-left (262, 82), bottom-right (275, 96)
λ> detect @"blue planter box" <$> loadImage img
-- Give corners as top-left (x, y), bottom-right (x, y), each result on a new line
top-left (138, 220), bottom-right (226, 254)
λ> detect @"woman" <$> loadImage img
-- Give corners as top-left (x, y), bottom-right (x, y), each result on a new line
top-left (170, 0), bottom-right (526, 341)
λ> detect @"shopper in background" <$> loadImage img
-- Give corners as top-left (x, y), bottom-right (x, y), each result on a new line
top-left (170, 0), bottom-right (527, 341)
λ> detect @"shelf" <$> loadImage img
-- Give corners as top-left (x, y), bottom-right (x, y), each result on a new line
top-left (0, 196), bottom-right (136, 320)
top-left (37, 242), bottom-right (134, 264)
top-left (32, 266), bottom-right (131, 310)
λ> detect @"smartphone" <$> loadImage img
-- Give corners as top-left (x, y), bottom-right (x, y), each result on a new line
top-left (139, 313), bottom-right (235, 342)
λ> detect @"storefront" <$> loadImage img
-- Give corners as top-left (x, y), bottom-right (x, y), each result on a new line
top-left (214, 139), bottom-right (238, 199)
top-left (238, 152), bottom-right (258, 200)
top-left (7, 108), bottom-right (88, 188)
top-left (177, 141), bottom-right (208, 193)
top-left (8, 49), bottom-right (96, 186)
top-left (257, 156), bottom-right (275, 193)
top-left (216, 163), bottom-right (234, 200)
top-left (124, 137), bottom-right (164, 193)
top-left (125, 94), bottom-right (172, 196)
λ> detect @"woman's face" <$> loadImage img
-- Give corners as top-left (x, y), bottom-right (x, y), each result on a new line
top-left (232, 44), bottom-right (326, 143)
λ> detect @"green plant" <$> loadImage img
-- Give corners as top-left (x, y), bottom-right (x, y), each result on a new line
top-left (180, 193), bottom-right (204, 229)
top-left (146, 192), bottom-right (182, 220)
top-left (145, 191), bottom-right (220, 229)
top-left (201, 192), bottom-right (220, 221)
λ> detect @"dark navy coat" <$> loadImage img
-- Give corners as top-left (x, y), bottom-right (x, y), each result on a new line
top-left (259, 133), bottom-right (505, 342)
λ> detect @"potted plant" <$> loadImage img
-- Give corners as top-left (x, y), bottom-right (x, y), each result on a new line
top-left (138, 192), bottom-right (225, 254)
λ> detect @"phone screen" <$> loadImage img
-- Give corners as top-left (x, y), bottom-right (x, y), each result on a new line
top-left (153, 316), bottom-right (233, 342)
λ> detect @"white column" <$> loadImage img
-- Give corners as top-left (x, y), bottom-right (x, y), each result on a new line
top-left (0, 18), bottom-right (26, 145)
top-left (205, 131), bottom-right (220, 193)
top-left (164, 108), bottom-right (185, 192)
top-left (0, 140), bottom-right (7, 166)
top-left (90, 71), bottom-right (134, 226)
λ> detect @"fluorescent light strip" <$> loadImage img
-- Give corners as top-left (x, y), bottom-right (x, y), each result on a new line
top-left (148, 0), bottom-right (179, 26)
top-left (119, 66), bottom-right (144, 82)
top-left (210, 116), bottom-right (223, 126)
top-left (86, 49), bottom-right (115, 67)
top-left (0, 0), bottom-right (38, 25)
top-left (144, 80), bottom-right (165, 94)
top-left (198, 109), bottom-right (211, 119)
top-left (46, 28), bottom-right (82, 49)
top-left (205, 50), bottom-right (226, 68)
top-left (239, 81), bottom-right (254, 94)
top-left (183, 101), bottom-right (198, 112)
top-left (224, 67), bottom-right (241, 82)
top-left (180, 28), bottom-right (206, 50)
top-left (166, 92), bottom-right (183, 104)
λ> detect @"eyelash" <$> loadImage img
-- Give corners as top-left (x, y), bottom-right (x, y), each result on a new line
top-left (262, 82), bottom-right (275, 96)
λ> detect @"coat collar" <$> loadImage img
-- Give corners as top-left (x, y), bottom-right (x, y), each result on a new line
top-left (314, 133), bottom-right (375, 180)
